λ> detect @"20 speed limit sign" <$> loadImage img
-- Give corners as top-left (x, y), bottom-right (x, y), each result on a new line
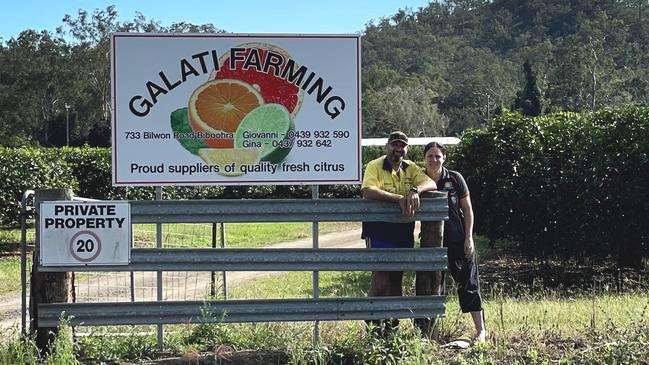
top-left (69, 230), bottom-right (102, 262)
top-left (40, 201), bottom-right (131, 266)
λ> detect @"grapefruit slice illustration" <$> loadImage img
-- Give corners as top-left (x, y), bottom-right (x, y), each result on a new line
top-left (211, 43), bottom-right (303, 119)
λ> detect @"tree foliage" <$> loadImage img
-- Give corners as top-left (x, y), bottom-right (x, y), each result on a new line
top-left (0, 6), bottom-right (221, 147)
top-left (2, 1), bottom-right (649, 143)
top-left (450, 107), bottom-right (649, 268)
top-left (363, 82), bottom-right (448, 137)
top-left (361, 0), bottom-right (649, 135)
top-left (513, 61), bottom-right (543, 116)
top-left (0, 146), bottom-right (368, 225)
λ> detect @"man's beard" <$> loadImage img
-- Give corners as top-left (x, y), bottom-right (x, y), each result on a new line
top-left (388, 150), bottom-right (404, 164)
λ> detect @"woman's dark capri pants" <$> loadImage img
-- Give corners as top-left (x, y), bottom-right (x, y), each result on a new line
top-left (445, 239), bottom-right (483, 313)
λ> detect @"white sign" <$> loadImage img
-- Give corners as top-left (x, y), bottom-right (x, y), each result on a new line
top-left (39, 201), bottom-right (131, 266)
top-left (111, 34), bottom-right (362, 186)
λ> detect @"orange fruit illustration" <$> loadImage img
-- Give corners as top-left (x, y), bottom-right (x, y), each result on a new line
top-left (188, 79), bottom-right (264, 148)
top-left (211, 43), bottom-right (303, 118)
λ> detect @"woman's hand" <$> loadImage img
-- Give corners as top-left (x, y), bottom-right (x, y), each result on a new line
top-left (464, 236), bottom-right (475, 257)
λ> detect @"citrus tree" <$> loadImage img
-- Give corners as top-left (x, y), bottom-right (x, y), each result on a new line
top-left (450, 108), bottom-right (649, 268)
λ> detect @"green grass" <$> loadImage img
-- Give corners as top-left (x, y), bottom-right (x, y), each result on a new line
top-left (0, 224), bottom-right (34, 253)
top-left (0, 257), bottom-right (28, 296)
top-left (203, 278), bottom-right (649, 364)
top-left (484, 293), bottom-right (649, 336)
top-left (0, 318), bottom-right (80, 365)
top-left (227, 270), bottom-right (649, 335)
top-left (76, 330), bottom-right (160, 362)
top-left (6, 270), bottom-right (647, 364)
top-left (6, 311), bottom-right (648, 365)
top-left (3, 223), bottom-right (647, 364)
top-left (132, 222), bottom-right (360, 248)
top-left (0, 330), bottom-right (39, 365)
top-left (228, 271), bottom-right (371, 300)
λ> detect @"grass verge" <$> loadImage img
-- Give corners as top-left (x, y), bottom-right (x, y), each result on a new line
top-left (68, 309), bottom-right (649, 365)
top-left (132, 222), bottom-right (360, 248)
top-left (0, 257), bottom-right (28, 296)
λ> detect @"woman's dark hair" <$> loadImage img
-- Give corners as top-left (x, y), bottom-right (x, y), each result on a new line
top-left (423, 141), bottom-right (446, 156)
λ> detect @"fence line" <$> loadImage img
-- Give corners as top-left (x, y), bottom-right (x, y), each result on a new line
top-left (29, 193), bottom-right (449, 348)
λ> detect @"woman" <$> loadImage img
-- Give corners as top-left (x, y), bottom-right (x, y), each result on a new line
top-left (423, 142), bottom-right (486, 344)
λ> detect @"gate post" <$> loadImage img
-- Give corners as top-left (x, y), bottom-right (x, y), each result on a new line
top-left (415, 193), bottom-right (445, 338)
top-left (30, 189), bottom-right (74, 351)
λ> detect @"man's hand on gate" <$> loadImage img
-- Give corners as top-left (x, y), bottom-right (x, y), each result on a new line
top-left (399, 191), bottom-right (419, 217)
top-left (407, 190), bottom-right (420, 211)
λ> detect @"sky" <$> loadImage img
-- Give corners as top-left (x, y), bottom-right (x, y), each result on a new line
top-left (0, 0), bottom-right (432, 41)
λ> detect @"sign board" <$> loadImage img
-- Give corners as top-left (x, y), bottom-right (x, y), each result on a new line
top-left (39, 201), bottom-right (131, 266)
top-left (111, 33), bottom-right (362, 186)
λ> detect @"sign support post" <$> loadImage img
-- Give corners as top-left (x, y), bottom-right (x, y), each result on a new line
top-left (156, 186), bottom-right (164, 350)
top-left (312, 184), bottom-right (320, 345)
top-left (31, 189), bottom-right (74, 352)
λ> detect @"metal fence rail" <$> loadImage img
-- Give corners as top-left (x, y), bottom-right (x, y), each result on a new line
top-left (129, 196), bottom-right (448, 223)
top-left (38, 296), bottom-right (446, 327)
top-left (39, 247), bottom-right (448, 272)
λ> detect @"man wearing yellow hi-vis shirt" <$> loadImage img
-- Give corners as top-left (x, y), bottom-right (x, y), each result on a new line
top-left (360, 130), bottom-right (437, 337)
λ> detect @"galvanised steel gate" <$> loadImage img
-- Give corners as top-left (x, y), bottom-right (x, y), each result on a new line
top-left (33, 196), bottom-right (448, 336)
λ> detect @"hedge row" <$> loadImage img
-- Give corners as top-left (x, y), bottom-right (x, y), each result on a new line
top-left (1, 146), bottom-right (394, 225)
top-left (450, 108), bottom-right (649, 268)
top-left (8, 109), bottom-right (645, 268)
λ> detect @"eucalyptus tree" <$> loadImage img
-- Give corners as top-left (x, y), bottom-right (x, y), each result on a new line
top-left (0, 30), bottom-right (70, 146)
top-left (363, 81), bottom-right (448, 138)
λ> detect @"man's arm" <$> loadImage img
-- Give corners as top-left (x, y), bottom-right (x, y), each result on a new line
top-left (362, 180), bottom-right (436, 216)
top-left (361, 187), bottom-right (402, 203)
top-left (362, 187), bottom-right (413, 216)
top-left (361, 161), bottom-right (402, 203)
top-left (415, 179), bottom-right (438, 194)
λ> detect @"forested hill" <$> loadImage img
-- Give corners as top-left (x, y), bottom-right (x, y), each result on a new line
top-left (361, 0), bottom-right (649, 136)
top-left (1, 2), bottom-right (648, 146)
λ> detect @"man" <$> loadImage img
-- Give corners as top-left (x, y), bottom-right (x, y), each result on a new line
top-left (361, 131), bottom-right (437, 335)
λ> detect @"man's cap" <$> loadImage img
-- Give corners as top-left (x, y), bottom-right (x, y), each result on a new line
top-left (388, 131), bottom-right (408, 145)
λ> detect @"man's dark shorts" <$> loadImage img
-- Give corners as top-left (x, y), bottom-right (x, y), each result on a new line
top-left (366, 237), bottom-right (414, 249)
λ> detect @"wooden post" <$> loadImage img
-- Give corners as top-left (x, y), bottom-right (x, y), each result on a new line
top-left (30, 189), bottom-right (74, 352)
top-left (415, 192), bottom-right (445, 338)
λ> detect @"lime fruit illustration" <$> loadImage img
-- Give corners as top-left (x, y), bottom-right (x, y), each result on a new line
top-left (188, 79), bottom-right (264, 148)
top-left (212, 43), bottom-right (303, 119)
top-left (170, 107), bottom-right (207, 155)
top-left (234, 104), bottom-right (295, 164)
top-left (198, 147), bottom-right (262, 176)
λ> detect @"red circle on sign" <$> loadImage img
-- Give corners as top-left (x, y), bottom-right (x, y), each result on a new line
top-left (69, 230), bottom-right (102, 262)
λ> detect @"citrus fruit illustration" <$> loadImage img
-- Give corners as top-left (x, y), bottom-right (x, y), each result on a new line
top-left (234, 104), bottom-right (295, 164)
top-left (188, 79), bottom-right (264, 148)
top-left (170, 107), bottom-right (206, 155)
top-left (212, 43), bottom-right (303, 118)
top-left (198, 147), bottom-right (262, 176)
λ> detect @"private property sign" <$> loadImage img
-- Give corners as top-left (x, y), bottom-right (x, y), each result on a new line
top-left (111, 34), bottom-right (362, 186)
top-left (39, 201), bottom-right (131, 266)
